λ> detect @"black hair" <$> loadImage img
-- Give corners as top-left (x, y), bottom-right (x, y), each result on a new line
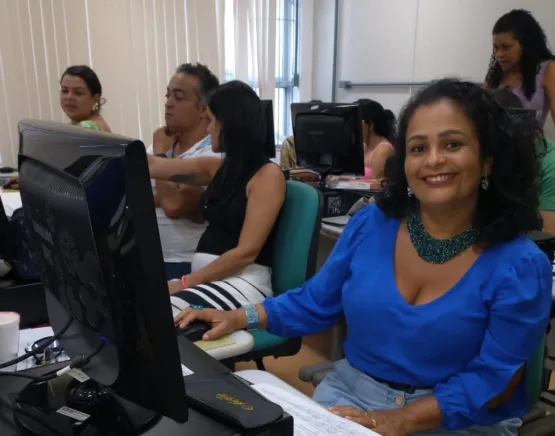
top-left (203, 80), bottom-right (267, 204)
top-left (176, 62), bottom-right (220, 106)
top-left (61, 65), bottom-right (102, 96)
top-left (378, 79), bottom-right (541, 246)
top-left (355, 98), bottom-right (396, 141)
top-left (485, 9), bottom-right (555, 100)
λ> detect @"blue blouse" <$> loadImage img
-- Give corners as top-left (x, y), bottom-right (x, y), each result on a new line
top-left (262, 205), bottom-right (553, 430)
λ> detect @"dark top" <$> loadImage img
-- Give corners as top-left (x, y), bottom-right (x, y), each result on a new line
top-left (196, 159), bottom-right (280, 267)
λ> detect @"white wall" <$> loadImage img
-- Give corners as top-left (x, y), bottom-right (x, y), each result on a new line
top-left (311, 0), bottom-right (335, 102)
top-left (311, 0), bottom-right (555, 137)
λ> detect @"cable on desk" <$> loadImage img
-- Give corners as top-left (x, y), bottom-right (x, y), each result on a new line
top-left (0, 317), bottom-right (74, 370)
top-left (0, 340), bottom-right (106, 383)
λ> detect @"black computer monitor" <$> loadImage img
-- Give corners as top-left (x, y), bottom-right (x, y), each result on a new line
top-left (507, 107), bottom-right (536, 122)
top-left (290, 101), bottom-right (324, 133)
top-left (261, 99), bottom-right (276, 158)
top-left (294, 104), bottom-right (364, 179)
top-left (16, 120), bottom-right (188, 430)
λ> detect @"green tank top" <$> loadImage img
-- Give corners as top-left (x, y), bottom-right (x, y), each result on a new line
top-left (537, 138), bottom-right (555, 211)
top-left (78, 120), bottom-right (102, 131)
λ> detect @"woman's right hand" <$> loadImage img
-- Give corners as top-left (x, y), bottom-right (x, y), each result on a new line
top-left (3, 175), bottom-right (19, 189)
top-left (174, 308), bottom-right (246, 341)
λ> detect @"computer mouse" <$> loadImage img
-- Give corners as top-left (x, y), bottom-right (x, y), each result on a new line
top-left (175, 321), bottom-right (211, 342)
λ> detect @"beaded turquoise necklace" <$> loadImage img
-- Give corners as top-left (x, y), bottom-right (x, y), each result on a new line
top-left (406, 208), bottom-right (479, 264)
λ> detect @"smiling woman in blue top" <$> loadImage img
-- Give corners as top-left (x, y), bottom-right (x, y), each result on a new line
top-left (175, 79), bottom-right (552, 435)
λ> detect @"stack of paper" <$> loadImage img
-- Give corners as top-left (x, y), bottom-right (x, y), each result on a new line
top-left (252, 383), bottom-right (379, 436)
top-left (1, 191), bottom-right (22, 217)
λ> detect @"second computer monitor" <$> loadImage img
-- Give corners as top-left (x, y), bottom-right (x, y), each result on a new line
top-left (294, 103), bottom-right (364, 177)
top-left (261, 99), bottom-right (276, 159)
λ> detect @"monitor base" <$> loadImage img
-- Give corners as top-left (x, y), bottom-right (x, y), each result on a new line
top-left (13, 375), bottom-right (161, 436)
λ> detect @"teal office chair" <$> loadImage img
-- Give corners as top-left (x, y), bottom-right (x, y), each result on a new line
top-left (223, 180), bottom-right (322, 370)
top-left (517, 336), bottom-right (555, 435)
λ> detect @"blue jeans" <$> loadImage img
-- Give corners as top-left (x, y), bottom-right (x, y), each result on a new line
top-left (313, 359), bottom-right (521, 435)
top-left (164, 262), bottom-right (192, 281)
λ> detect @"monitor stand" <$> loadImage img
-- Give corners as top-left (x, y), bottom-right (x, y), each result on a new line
top-left (13, 375), bottom-right (161, 436)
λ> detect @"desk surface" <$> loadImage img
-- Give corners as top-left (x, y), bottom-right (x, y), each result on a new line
top-left (16, 326), bottom-right (254, 365)
top-left (0, 363), bottom-right (293, 436)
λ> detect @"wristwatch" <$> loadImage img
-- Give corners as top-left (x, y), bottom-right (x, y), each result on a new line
top-left (244, 305), bottom-right (260, 330)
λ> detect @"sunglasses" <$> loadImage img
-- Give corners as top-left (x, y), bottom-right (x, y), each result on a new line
top-left (24, 336), bottom-right (63, 365)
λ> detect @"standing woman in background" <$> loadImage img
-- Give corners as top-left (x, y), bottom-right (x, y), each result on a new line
top-left (60, 65), bottom-right (111, 132)
top-left (484, 9), bottom-right (555, 127)
top-left (357, 99), bottom-right (396, 180)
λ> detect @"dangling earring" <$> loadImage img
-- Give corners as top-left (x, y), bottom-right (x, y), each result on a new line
top-left (481, 177), bottom-right (489, 191)
top-left (92, 103), bottom-right (100, 112)
top-left (407, 186), bottom-right (413, 197)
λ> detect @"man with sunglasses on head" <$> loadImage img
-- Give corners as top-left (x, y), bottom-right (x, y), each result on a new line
top-left (148, 63), bottom-right (220, 280)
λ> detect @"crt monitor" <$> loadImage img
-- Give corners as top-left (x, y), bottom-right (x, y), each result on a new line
top-left (290, 101), bottom-right (324, 133)
top-left (294, 103), bottom-right (364, 178)
top-left (507, 108), bottom-right (538, 141)
top-left (261, 99), bottom-right (276, 158)
top-left (16, 119), bottom-right (187, 431)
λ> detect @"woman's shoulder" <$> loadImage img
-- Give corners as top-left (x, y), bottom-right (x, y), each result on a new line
top-left (78, 120), bottom-right (101, 130)
top-left (344, 203), bottom-right (395, 237)
top-left (485, 234), bottom-right (552, 284)
top-left (540, 60), bottom-right (555, 85)
top-left (247, 161), bottom-right (286, 197)
top-left (487, 234), bottom-right (545, 261)
top-left (252, 161), bottom-right (285, 183)
top-left (79, 117), bottom-right (111, 132)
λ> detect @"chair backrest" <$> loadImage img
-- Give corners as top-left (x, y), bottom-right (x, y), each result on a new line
top-left (271, 181), bottom-right (321, 294)
top-left (526, 336), bottom-right (546, 407)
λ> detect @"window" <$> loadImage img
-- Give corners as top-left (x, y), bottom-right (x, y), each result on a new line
top-left (275, 0), bottom-right (299, 144)
top-left (223, 0), bottom-right (299, 146)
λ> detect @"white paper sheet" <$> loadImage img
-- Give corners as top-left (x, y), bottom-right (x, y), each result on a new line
top-left (16, 327), bottom-right (70, 371)
top-left (1, 191), bottom-right (22, 217)
top-left (252, 383), bottom-right (379, 436)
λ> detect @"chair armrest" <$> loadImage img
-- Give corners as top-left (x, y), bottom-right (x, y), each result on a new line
top-left (299, 360), bottom-right (334, 384)
top-left (196, 331), bottom-right (254, 360)
top-left (330, 320), bottom-right (346, 361)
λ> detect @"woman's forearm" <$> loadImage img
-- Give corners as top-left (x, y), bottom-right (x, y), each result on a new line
top-left (149, 155), bottom-right (197, 182)
top-left (186, 248), bottom-right (255, 288)
top-left (399, 395), bottom-right (443, 434)
top-left (148, 155), bottom-right (218, 185)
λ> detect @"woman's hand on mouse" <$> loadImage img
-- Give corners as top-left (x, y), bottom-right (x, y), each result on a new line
top-left (174, 308), bottom-right (246, 341)
top-left (3, 175), bottom-right (19, 189)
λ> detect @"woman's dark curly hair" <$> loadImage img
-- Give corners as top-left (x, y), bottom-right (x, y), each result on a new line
top-left (485, 9), bottom-right (554, 100)
top-left (377, 79), bottom-right (542, 246)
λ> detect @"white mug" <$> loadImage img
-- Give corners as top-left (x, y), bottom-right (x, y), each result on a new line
top-left (0, 312), bottom-right (20, 371)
